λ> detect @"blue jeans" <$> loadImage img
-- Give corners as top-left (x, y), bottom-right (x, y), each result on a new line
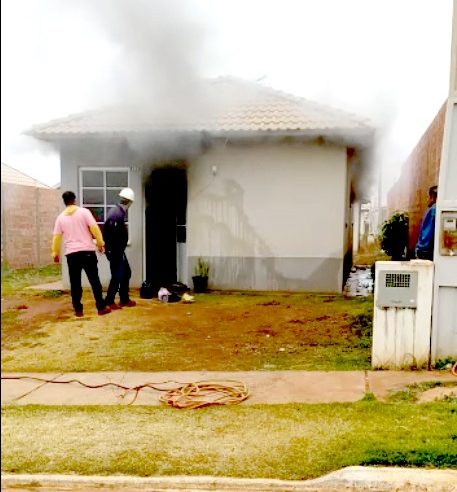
top-left (105, 252), bottom-right (132, 305)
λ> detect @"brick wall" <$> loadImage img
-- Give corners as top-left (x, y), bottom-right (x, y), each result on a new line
top-left (1, 183), bottom-right (61, 268)
top-left (386, 102), bottom-right (446, 253)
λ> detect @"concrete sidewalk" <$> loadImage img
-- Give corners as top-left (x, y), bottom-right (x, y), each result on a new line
top-left (2, 370), bottom-right (455, 406)
top-left (2, 467), bottom-right (457, 491)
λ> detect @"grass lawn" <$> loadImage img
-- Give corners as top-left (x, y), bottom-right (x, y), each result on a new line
top-left (2, 402), bottom-right (456, 479)
top-left (1, 264), bottom-right (61, 296)
top-left (2, 289), bottom-right (373, 372)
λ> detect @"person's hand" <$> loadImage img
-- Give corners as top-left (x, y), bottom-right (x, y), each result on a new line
top-left (53, 255), bottom-right (60, 263)
top-left (98, 245), bottom-right (105, 254)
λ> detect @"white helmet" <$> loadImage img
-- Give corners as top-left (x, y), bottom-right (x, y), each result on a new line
top-left (119, 187), bottom-right (135, 202)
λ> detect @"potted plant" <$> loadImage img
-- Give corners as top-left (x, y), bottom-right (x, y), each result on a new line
top-left (192, 257), bottom-right (209, 293)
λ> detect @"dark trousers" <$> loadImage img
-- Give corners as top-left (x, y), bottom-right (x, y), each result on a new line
top-left (66, 251), bottom-right (105, 312)
top-left (105, 252), bottom-right (132, 305)
top-left (416, 250), bottom-right (433, 260)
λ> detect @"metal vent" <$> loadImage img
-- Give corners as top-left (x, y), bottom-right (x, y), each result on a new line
top-left (377, 270), bottom-right (418, 308)
top-left (385, 273), bottom-right (411, 288)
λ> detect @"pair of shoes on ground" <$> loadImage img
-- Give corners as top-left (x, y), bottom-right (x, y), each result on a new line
top-left (106, 300), bottom-right (137, 310)
top-left (75, 300), bottom-right (136, 317)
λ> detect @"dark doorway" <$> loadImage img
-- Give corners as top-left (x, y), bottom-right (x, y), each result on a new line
top-left (145, 165), bottom-right (187, 293)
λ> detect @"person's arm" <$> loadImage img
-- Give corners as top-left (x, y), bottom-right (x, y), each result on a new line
top-left (90, 224), bottom-right (105, 252)
top-left (51, 234), bottom-right (62, 263)
top-left (84, 209), bottom-right (105, 253)
top-left (51, 218), bottom-right (62, 262)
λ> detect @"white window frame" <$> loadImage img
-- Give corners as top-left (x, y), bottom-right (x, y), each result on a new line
top-left (79, 167), bottom-right (130, 228)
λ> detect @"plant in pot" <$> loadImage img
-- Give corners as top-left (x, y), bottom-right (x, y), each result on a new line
top-left (192, 258), bottom-right (209, 293)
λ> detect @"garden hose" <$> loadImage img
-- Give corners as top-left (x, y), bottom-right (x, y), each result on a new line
top-left (1, 375), bottom-right (250, 408)
top-left (159, 380), bottom-right (250, 409)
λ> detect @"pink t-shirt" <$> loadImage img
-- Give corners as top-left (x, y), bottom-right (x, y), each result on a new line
top-left (53, 207), bottom-right (97, 255)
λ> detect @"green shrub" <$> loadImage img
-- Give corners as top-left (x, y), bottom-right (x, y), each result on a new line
top-left (379, 212), bottom-right (409, 260)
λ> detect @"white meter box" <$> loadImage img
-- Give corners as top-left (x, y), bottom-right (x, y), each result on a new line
top-left (376, 270), bottom-right (418, 308)
top-left (372, 261), bottom-right (434, 369)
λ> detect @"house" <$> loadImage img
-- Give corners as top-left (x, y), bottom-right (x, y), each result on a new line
top-left (1, 163), bottom-right (61, 268)
top-left (27, 77), bottom-right (373, 292)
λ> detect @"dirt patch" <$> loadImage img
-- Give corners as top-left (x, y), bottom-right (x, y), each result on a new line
top-left (2, 290), bottom-right (373, 372)
top-left (2, 295), bottom-right (70, 320)
top-left (1, 294), bottom-right (72, 348)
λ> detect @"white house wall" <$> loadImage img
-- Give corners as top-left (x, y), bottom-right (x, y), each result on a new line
top-left (187, 141), bottom-right (347, 292)
top-left (59, 140), bottom-right (143, 289)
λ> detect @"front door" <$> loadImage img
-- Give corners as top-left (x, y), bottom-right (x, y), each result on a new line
top-left (145, 165), bottom-right (187, 292)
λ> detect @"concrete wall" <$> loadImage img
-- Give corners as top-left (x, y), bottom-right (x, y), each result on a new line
top-left (1, 182), bottom-right (61, 268)
top-left (60, 139), bottom-right (144, 288)
top-left (387, 103), bottom-right (446, 253)
top-left (432, 1), bottom-right (457, 363)
top-left (187, 141), bottom-right (348, 292)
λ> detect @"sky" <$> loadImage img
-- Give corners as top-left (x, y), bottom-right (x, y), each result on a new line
top-left (1, 0), bottom-right (453, 201)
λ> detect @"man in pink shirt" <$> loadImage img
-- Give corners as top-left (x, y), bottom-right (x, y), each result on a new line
top-left (52, 191), bottom-right (111, 317)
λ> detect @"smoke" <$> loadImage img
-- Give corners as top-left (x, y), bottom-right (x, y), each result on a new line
top-left (57, 0), bottom-right (217, 163)
top-left (79, 0), bottom-right (212, 121)
top-left (311, 90), bottom-right (402, 203)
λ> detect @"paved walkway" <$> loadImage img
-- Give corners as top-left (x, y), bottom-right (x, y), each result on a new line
top-left (2, 370), bottom-right (455, 406)
top-left (24, 280), bottom-right (66, 291)
top-left (2, 467), bottom-right (457, 491)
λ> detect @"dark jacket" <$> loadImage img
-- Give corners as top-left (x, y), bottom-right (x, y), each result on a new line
top-left (416, 203), bottom-right (436, 259)
top-left (103, 204), bottom-right (128, 256)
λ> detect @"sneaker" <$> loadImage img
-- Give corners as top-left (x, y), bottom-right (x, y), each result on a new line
top-left (97, 306), bottom-right (111, 316)
top-left (107, 303), bottom-right (122, 310)
top-left (120, 300), bottom-right (136, 307)
top-left (75, 310), bottom-right (83, 317)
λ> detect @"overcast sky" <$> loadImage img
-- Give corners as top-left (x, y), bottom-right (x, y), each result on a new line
top-left (1, 0), bottom-right (453, 200)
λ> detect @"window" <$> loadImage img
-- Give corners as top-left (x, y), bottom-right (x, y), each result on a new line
top-left (79, 168), bottom-right (130, 229)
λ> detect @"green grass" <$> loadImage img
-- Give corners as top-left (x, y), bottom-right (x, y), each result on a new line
top-left (2, 401), bottom-right (456, 479)
top-left (387, 381), bottom-right (457, 403)
top-left (1, 264), bottom-right (61, 296)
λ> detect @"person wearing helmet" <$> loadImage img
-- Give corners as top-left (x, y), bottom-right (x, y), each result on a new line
top-left (103, 187), bottom-right (137, 309)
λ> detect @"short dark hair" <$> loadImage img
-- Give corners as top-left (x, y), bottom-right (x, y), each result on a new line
top-left (428, 186), bottom-right (438, 199)
top-left (62, 191), bottom-right (76, 205)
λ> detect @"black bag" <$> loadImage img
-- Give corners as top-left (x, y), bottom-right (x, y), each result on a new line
top-left (140, 281), bottom-right (155, 299)
top-left (168, 292), bottom-right (181, 303)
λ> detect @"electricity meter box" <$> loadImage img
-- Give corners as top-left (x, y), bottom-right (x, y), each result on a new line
top-left (372, 261), bottom-right (434, 369)
top-left (376, 271), bottom-right (418, 308)
top-left (439, 211), bottom-right (457, 256)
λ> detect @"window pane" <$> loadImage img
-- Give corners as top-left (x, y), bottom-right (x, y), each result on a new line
top-left (106, 188), bottom-right (122, 205)
top-left (106, 171), bottom-right (128, 187)
top-left (83, 188), bottom-right (104, 205)
top-left (82, 171), bottom-right (103, 187)
top-left (86, 207), bottom-right (104, 223)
